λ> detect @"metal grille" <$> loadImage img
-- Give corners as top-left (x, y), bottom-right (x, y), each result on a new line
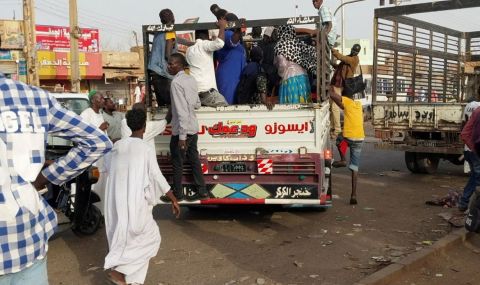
top-left (373, 16), bottom-right (464, 103)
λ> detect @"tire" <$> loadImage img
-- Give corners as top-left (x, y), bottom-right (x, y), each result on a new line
top-left (416, 153), bottom-right (440, 174)
top-left (405, 151), bottom-right (420, 173)
top-left (72, 205), bottom-right (102, 236)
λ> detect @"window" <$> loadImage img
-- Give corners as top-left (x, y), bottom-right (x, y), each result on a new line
top-left (56, 98), bottom-right (90, 115)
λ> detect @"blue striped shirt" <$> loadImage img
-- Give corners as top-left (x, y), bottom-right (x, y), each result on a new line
top-left (0, 73), bottom-right (112, 275)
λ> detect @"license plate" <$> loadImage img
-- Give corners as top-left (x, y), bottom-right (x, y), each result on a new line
top-left (218, 163), bottom-right (247, 173)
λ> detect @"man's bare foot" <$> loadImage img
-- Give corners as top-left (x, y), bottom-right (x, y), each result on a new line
top-left (107, 270), bottom-right (126, 285)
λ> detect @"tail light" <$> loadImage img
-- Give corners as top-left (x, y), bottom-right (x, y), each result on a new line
top-left (324, 149), bottom-right (332, 160)
top-left (88, 167), bottom-right (100, 183)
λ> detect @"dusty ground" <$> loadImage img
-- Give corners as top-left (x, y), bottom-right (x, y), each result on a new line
top-left (47, 124), bottom-right (469, 285)
top-left (391, 234), bottom-right (480, 285)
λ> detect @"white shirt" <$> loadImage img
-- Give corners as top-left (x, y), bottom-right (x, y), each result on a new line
top-left (121, 118), bottom-right (167, 152)
top-left (134, 86), bottom-right (141, 103)
top-left (80, 108), bottom-right (106, 131)
top-left (81, 107), bottom-right (108, 172)
top-left (186, 38), bottom-right (225, 92)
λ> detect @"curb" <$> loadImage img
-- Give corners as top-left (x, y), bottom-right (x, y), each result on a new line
top-left (354, 229), bottom-right (472, 285)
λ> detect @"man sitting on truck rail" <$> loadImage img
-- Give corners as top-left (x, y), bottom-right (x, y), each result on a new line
top-left (296, 0), bottom-right (337, 48)
top-left (186, 19), bottom-right (229, 107)
top-left (167, 53), bottom-right (208, 200)
top-left (148, 9), bottom-right (178, 106)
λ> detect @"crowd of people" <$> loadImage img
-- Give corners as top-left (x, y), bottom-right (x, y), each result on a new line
top-left (0, 1), bottom-right (371, 285)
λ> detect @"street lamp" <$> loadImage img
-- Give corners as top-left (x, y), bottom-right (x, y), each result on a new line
top-left (334, 0), bottom-right (367, 54)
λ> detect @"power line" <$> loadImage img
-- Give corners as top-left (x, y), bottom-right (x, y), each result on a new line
top-left (35, 6), bottom-right (129, 38)
top-left (38, 0), bottom-right (133, 34)
top-left (40, 0), bottom-right (137, 32)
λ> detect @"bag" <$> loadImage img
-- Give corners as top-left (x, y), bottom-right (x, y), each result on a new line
top-left (236, 63), bottom-right (265, 104)
top-left (343, 64), bottom-right (365, 96)
top-left (465, 190), bottom-right (480, 232)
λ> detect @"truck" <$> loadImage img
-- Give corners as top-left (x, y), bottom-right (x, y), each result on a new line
top-left (372, 0), bottom-right (480, 174)
top-left (142, 16), bottom-right (334, 206)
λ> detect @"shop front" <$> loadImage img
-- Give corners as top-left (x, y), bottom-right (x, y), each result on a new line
top-left (35, 25), bottom-right (101, 92)
top-left (0, 20), bottom-right (27, 82)
top-left (37, 50), bottom-right (102, 92)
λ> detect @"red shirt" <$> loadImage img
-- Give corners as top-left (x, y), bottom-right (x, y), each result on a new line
top-left (461, 108), bottom-right (480, 151)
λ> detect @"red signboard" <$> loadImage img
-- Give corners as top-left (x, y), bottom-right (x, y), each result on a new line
top-left (36, 25), bottom-right (99, 53)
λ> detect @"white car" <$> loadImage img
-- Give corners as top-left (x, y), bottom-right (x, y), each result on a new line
top-left (48, 93), bottom-right (90, 147)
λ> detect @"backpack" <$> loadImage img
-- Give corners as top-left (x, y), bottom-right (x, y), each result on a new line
top-left (236, 63), bottom-right (266, 104)
top-left (465, 190), bottom-right (480, 233)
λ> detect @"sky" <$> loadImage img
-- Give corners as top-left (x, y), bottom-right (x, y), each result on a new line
top-left (1, 0), bottom-right (479, 51)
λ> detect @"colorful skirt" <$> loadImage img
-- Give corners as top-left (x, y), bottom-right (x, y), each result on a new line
top-left (279, 74), bottom-right (311, 104)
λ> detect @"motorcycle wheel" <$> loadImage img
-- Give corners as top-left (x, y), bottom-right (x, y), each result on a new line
top-left (72, 205), bottom-right (102, 236)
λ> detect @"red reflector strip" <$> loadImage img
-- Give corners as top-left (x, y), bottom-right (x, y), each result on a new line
top-left (257, 159), bottom-right (273, 174)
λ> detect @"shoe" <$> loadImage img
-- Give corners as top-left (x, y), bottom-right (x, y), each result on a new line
top-left (350, 197), bottom-right (358, 205)
top-left (332, 161), bottom-right (347, 168)
top-left (174, 192), bottom-right (185, 201)
top-left (458, 205), bottom-right (468, 212)
top-left (198, 191), bottom-right (210, 200)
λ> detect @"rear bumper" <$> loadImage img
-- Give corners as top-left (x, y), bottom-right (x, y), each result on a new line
top-left (159, 197), bottom-right (332, 207)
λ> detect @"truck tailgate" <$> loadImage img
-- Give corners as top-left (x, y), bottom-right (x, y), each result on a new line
top-left (373, 103), bottom-right (464, 131)
top-left (153, 103), bottom-right (330, 156)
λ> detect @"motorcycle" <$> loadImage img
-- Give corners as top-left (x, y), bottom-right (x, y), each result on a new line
top-left (45, 147), bottom-right (103, 235)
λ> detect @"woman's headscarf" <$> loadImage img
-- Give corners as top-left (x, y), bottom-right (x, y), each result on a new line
top-left (274, 25), bottom-right (317, 75)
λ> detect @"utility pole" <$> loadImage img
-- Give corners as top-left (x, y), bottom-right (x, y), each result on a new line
top-left (133, 31), bottom-right (139, 47)
top-left (69, 0), bottom-right (81, 92)
top-left (23, 0), bottom-right (39, 86)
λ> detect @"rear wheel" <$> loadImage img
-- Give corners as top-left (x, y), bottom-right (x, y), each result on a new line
top-left (72, 205), bottom-right (102, 236)
top-left (416, 153), bottom-right (440, 174)
top-left (405, 152), bottom-right (420, 173)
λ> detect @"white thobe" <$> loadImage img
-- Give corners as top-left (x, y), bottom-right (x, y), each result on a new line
top-left (121, 119), bottom-right (167, 152)
top-left (104, 137), bottom-right (170, 284)
top-left (80, 107), bottom-right (109, 214)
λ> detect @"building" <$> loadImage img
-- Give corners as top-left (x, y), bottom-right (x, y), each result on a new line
top-left (90, 47), bottom-right (144, 108)
top-left (0, 20), bottom-right (27, 82)
top-left (340, 38), bottom-right (374, 66)
top-left (35, 25), bottom-right (102, 92)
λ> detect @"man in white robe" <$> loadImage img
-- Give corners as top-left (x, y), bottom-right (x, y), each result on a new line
top-left (104, 108), bottom-right (180, 285)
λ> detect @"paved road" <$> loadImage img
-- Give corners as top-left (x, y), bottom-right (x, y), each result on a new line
top-left (47, 134), bottom-right (468, 285)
